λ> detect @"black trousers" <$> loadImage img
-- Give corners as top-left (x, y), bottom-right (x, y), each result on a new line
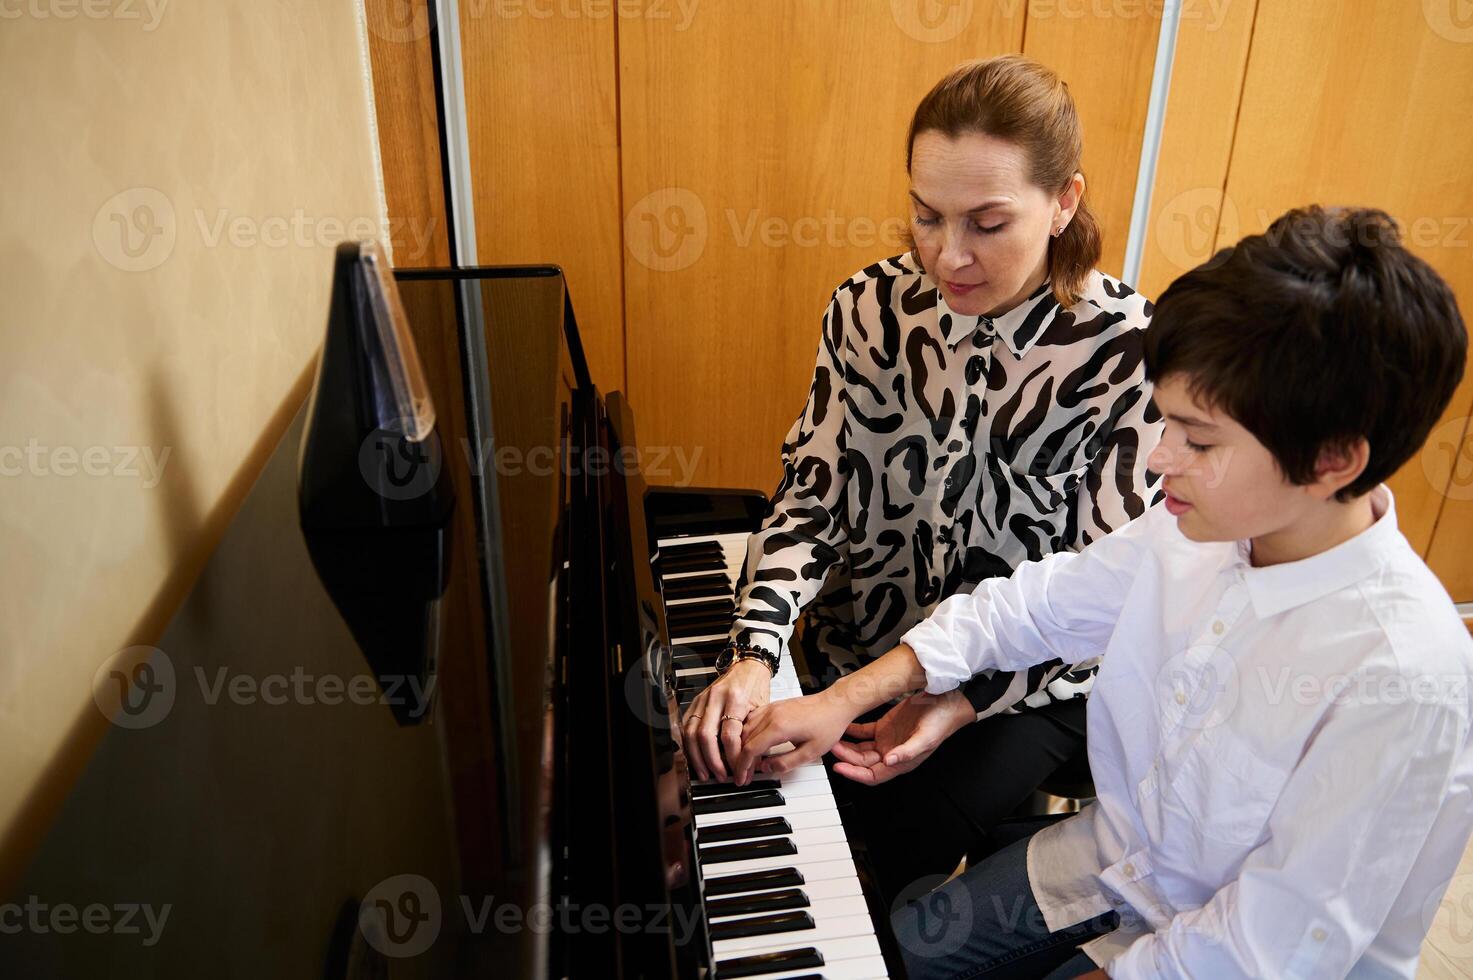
top-left (829, 696), bottom-right (1090, 910)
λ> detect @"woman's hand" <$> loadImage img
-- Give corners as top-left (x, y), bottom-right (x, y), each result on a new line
top-left (681, 659), bottom-right (771, 782)
top-left (830, 690), bottom-right (974, 786)
top-left (731, 687), bottom-right (860, 785)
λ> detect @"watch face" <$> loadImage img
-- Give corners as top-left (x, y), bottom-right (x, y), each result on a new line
top-left (714, 648), bottom-right (735, 673)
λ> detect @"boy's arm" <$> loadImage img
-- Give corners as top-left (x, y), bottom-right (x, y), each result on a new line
top-left (1106, 688), bottom-right (1471, 979)
top-left (731, 511), bottom-right (1158, 783)
top-left (903, 503), bottom-right (1157, 695)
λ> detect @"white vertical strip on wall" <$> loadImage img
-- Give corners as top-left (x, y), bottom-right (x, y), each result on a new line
top-left (1121, 0), bottom-right (1183, 286)
top-left (436, 0), bottom-right (478, 264)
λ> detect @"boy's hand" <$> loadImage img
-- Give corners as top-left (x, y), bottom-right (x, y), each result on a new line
top-left (731, 688), bottom-right (856, 785)
top-left (830, 689), bottom-right (974, 785)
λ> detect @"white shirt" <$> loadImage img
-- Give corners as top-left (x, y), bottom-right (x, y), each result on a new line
top-left (902, 487), bottom-right (1473, 978)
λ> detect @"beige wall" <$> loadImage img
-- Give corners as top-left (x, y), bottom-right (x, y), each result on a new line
top-left (0, 1), bottom-right (388, 885)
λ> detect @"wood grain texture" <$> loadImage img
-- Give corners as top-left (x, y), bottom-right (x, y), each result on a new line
top-left (364, 0), bottom-right (453, 267)
top-left (1136, 0), bottom-right (1258, 300)
top-left (1214, 0), bottom-right (1473, 592)
top-left (1022, 0), bottom-right (1164, 281)
top-left (620, 2), bottom-right (1030, 494)
top-left (458, 2), bottom-right (625, 392)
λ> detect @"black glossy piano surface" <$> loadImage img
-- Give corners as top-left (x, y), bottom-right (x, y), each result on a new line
top-left (5, 264), bottom-right (890, 979)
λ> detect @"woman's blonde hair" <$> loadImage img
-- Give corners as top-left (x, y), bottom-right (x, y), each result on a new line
top-left (905, 56), bottom-right (1102, 307)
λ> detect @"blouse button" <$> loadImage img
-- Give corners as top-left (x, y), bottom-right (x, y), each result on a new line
top-left (1122, 863), bottom-right (1136, 877)
top-left (1311, 927), bottom-right (1328, 943)
top-left (1212, 620), bottom-right (1225, 635)
top-left (1174, 692), bottom-right (1186, 705)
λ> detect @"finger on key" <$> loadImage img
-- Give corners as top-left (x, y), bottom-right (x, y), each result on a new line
top-left (684, 692), bottom-right (710, 780)
top-left (701, 689), bottom-right (730, 781)
top-left (720, 699), bottom-right (748, 783)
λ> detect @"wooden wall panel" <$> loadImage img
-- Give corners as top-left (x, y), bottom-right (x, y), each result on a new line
top-left (365, 0), bottom-right (454, 268)
top-left (1211, 0), bottom-right (1473, 593)
top-left (1136, 0), bottom-right (1258, 300)
top-left (1022, 0), bottom-right (1164, 281)
top-left (458, 4), bottom-right (625, 392)
top-left (621, 2), bottom-right (1159, 494)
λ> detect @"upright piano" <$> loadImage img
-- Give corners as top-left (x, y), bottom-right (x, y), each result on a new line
top-left (4, 250), bottom-right (891, 979)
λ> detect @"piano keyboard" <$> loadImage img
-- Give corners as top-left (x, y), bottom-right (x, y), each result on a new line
top-left (658, 532), bottom-right (889, 980)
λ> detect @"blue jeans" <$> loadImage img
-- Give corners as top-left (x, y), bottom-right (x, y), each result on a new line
top-left (889, 818), bottom-right (1116, 980)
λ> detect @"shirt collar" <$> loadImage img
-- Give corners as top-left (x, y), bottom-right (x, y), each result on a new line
top-left (1235, 485), bottom-right (1406, 619)
top-left (932, 272), bottom-right (1060, 358)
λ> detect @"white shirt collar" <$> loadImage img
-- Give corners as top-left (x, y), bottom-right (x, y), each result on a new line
top-left (1235, 485), bottom-right (1405, 619)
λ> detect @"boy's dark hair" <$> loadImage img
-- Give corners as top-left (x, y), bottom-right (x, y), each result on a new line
top-left (1145, 205), bottom-right (1467, 501)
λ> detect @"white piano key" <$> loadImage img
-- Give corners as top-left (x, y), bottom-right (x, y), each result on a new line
top-left (703, 842), bottom-right (856, 878)
top-left (712, 911), bottom-right (879, 956)
top-left (712, 893), bottom-right (872, 931)
top-left (743, 952), bottom-right (888, 980)
top-left (694, 791), bottom-right (838, 827)
top-left (710, 872), bottom-right (864, 904)
top-left (697, 806), bottom-right (846, 837)
top-left (698, 825), bottom-right (851, 857)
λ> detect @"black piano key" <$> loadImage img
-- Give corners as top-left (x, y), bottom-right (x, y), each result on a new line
top-left (692, 789), bottom-right (784, 816)
top-left (662, 572), bottom-right (731, 598)
top-left (706, 887), bottom-right (810, 919)
top-left (666, 599), bottom-right (735, 625)
top-left (704, 866), bottom-right (805, 897)
top-left (660, 541), bottom-right (725, 560)
top-left (690, 780), bottom-right (781, 799)
top-left (697, 816), bottom-right (791, 843)
top-left (670, 619), bottom-right (731, 639)
top-left (714, 947), bottom-right (824, 979)
top-left (709, 910), bottom-right (815, 943)
top-left (699, 837), bottom-right (797, 866)
top-left (659, 555), bottom-right (726, 574)
top-left (676, 678), bottom-right (710, 699)
top-left (673, 639), bottom-right (727, 657)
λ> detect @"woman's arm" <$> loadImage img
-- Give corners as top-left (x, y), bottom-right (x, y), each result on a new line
top-left (728, 290), bottom-right (851, 657)
top-left (682, 292), bottom-right (851, 780)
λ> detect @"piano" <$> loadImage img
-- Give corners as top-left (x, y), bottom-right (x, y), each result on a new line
top-left (506, 278), bottom-right (895, 977)
top-left (3, 252), bottom-right (892, 979)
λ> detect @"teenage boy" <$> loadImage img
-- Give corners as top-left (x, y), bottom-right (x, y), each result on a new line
top-left (731, 205), bottom-right (1473, 979)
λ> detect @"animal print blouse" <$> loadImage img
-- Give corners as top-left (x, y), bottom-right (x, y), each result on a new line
top-left (729, 251), bottom-right (1163, 719)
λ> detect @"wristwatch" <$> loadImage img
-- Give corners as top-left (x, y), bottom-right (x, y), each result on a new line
top-left (714, 642), bottom-right (779, 678)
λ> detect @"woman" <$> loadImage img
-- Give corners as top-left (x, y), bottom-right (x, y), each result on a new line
top-left (681, 56), bottom-right (1161, 900)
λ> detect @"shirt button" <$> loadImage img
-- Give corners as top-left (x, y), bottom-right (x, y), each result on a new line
top-left (1312, 927), bottom-right (1328, 942)
top-left (1174, 692), bottom-right (1186, 705)
top-left (1122, 863), bottom-right (1136, 877)
top-left (1212, 620), bottom-right (1225, 635)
